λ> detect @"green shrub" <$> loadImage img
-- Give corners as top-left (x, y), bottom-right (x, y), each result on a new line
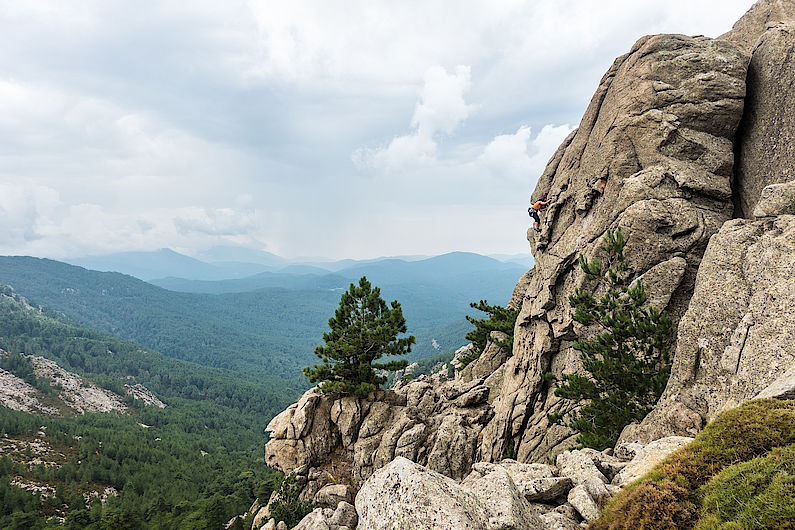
top-left (268, 472), bottom-right (313, 528)
top-left (464, 300), bottom-right (519, 360)
top-left (697, 444), bottom-right (795, 529)
top-left (591, 399), bottom-right (795, 530)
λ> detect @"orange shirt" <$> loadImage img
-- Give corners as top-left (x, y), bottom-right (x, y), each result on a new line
top-left (532, 201), bottom-right (547, 211)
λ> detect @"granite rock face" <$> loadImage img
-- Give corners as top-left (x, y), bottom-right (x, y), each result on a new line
top-left (732, 20), bottom-right (795, 217)
top-left (720, 0), bottom-right (795, 53)
top-left (265, 374), bottom-right (496, 501)
top-left (624, 214), bottom-right (795, 442)
top-left (478, 33), bottom-right (750, 463)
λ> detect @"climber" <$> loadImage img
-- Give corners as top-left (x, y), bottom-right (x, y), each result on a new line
top-left (528, 199), bottom-right (550, 232)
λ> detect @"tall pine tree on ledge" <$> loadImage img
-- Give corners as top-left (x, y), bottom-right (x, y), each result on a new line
top-left (549, 228), bottom-right (673, 450)
top-left (303, 276), bottom-right (414, 397)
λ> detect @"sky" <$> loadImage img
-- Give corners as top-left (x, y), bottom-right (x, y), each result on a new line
top-left (0, 0), bottom-right (757, 260)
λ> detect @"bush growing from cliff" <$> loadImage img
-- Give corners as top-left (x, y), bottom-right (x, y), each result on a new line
top-left (461, 300), bottom-right (519, 367)
top-left (550, 228), bottom-right (673, 449)
top-left (268, 472), bottom-right (314, 529)
top-left (303, 276), bottom-right (414, 398)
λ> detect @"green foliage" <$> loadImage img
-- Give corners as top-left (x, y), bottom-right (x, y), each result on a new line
top-left (593, 399), bottom-right (795, 530)
top-left (268, 472), bottom-right (314, 529)
top-left (552, 228), bottom-right (672, 449)
top-left (465, 300), bottom-right (519, 354)
top-left (303, 277), bottom-right (414, 397)
top-left (697, 444), bottom-right (795, 529)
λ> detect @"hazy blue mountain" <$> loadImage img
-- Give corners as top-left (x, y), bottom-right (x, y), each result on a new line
top-left (152, 271), bottom-right (351, 294)
top-left (196, 245), bottom-right (288, 267)
top-left (66, 248), bottom-right (271, 281)
top-left (489, 252), bottom-right (535, 267)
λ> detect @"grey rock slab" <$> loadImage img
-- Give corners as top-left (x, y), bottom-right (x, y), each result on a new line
top-left (556, 449), bottom-right (609, 485)
top-left (522, 477), bottom-right (574, 502)
top-left (612, 436), bottom-right (694, 486)
top-left (355, 457), bottom-right (492, 530)
top-left (754, 180), bottom-right (795, 218)
top-left (632, 215), bottom-right (795, 442)
top-left (732, 21), bottom-right (795, 217)
top-left (755, 365), bottom-right (795, 400)
top-left (314, 484), bottom-right (352, 508)
top-left (329, 501), bottom-right (357, 528)
top-left (567, 484), bottom-right (601, 522)
top-left (465, 466), bottom-right (544, 529)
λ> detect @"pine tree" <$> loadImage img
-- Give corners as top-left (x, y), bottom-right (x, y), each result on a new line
top-left (549, 228), bottom-right (673, 449)
top-left (461, 301), bottom-right (519, 367)
top-left (303, 276), bottom-right (414, 397)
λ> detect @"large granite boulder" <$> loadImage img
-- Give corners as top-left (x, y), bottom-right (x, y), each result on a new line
top-left (355, 457), bottom-right (544, 530)
top-left (478, 32), bottom-right (750, 463)
top-left (623, 214), bottom-right (795, 442)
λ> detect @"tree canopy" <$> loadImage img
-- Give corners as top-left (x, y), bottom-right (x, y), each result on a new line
top-left (303, 277), bottom-right (414, 397)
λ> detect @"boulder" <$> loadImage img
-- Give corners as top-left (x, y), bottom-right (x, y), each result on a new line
top-left (329, 501), bottom-right (358, 528)
top-left (556, 449), bottom-right (609, 486)
top-left (754, 180), bottom-right (795, 217)
top-left (465, 466), bottom-right (541, 529)
top-left (567, 484), bottom-right (601, 522)
top-left (292, 508), bottom-right (332, 530)
top-left (355, 457), bottom-right (492, 529)
top-left (612, 436), bottom-right (694, 486)
top-left (314, 484), bottom-right (351, 508)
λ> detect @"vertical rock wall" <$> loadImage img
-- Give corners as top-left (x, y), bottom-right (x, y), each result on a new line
top-left (478, 34), bottom-right (750, 463)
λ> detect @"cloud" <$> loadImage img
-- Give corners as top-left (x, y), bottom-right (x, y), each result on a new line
top-left (478, 124), bottom-right (573, 182)
top-left (352, 65), bottom-right (473, 172)
top-left (0, 1), bottom-right (758, 259)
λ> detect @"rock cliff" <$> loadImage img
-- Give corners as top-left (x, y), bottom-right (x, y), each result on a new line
top-left (261, 2), bottom-right (795, 528)
top-left (480, 31), bottom-right (750, 463)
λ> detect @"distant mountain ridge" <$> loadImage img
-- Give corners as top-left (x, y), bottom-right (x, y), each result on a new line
top-left (0, 252), bottom-right (527, 374)
top-left (65, 247), bottom-right (530, 283)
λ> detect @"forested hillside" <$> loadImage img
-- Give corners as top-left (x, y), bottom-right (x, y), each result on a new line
top-left (0, 290), bottom-right (284, 528)
top-left (0, 255), bottom-right (525, 367)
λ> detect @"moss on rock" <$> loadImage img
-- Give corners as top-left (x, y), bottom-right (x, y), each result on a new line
top-left (591, 399), bottom-right (795, 530)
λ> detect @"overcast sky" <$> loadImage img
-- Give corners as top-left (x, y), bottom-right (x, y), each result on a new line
top-left (0, 0), bottom-right (756, 260)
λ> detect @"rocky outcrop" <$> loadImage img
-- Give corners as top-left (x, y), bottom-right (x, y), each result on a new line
top-left (261, 3), bottom-right (795, 527)
top-left (265, 376), bottom-right (495, 500)
top-left (478, 32), bottom-right (750, 463)
top-left (720, 0), bottom-right (795, 53)
top-left (0, 350), bottom-right (164, 416)
top-left (622, 211), bottom-right (795, 443)
top-left (0, 368), bottom-right (59, 414)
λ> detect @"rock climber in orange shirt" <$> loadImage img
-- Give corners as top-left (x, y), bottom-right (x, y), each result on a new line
top-left (528, 199), bottom-right (549, 233)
